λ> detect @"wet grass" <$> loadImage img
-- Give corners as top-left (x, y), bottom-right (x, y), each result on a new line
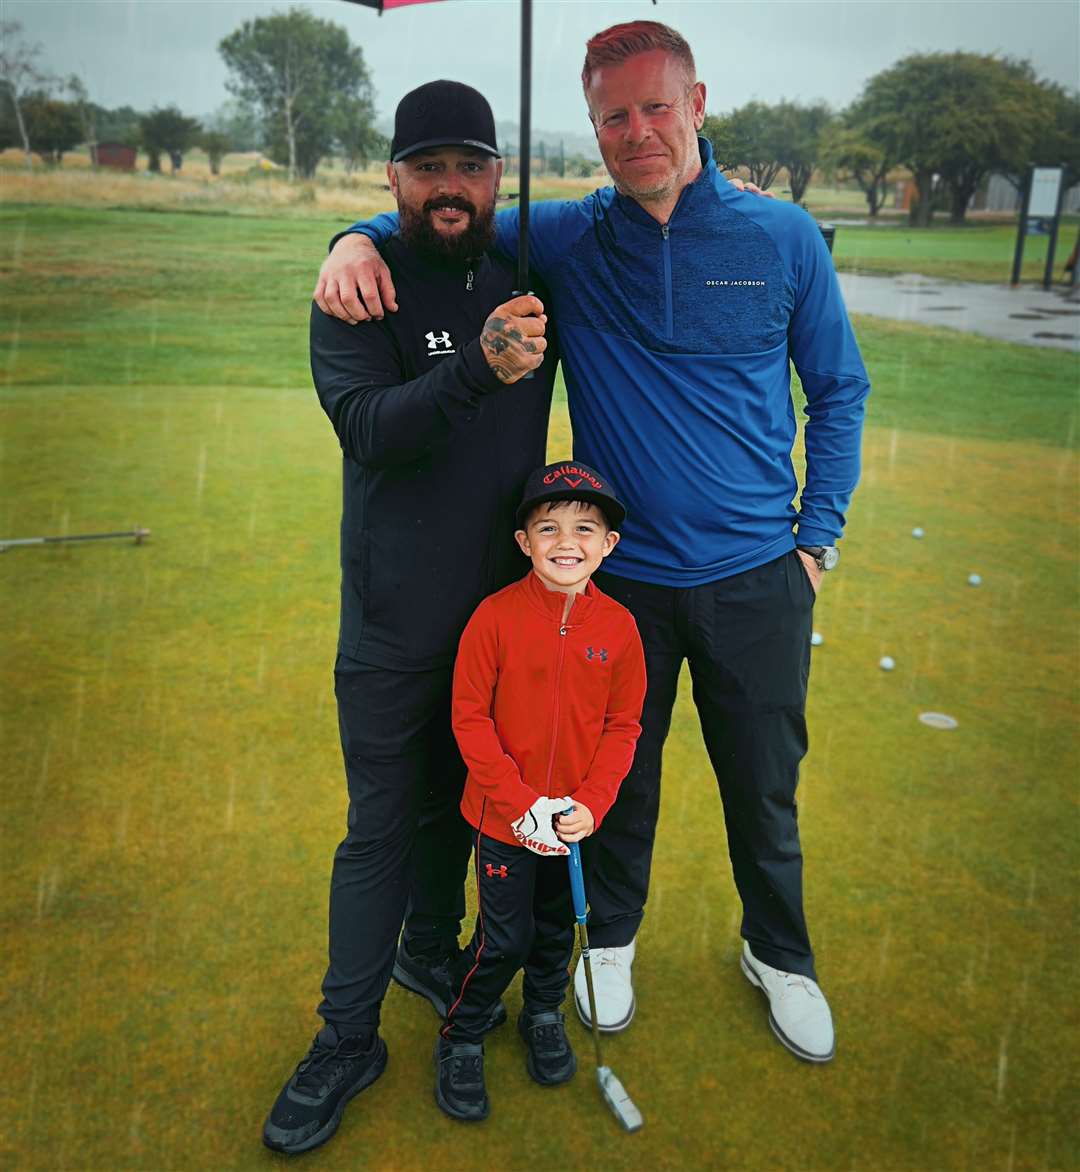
top-left (2, 206), bottom-right (1078, 1171)
top-left (831, 219), bottom-right (1077, 285)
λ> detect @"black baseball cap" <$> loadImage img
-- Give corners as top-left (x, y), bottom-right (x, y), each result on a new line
top-left (516, 461), bottom-right (627, 531)
top-left (390, 80), bottom-right (500, 163)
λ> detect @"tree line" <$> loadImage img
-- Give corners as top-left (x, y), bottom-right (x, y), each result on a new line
top-left (705, 53), bottom-right (1079, 225)
top-left (0, 10), bottom-right (386, 180)
top-left (3, 10), bottom-right (1077, 221)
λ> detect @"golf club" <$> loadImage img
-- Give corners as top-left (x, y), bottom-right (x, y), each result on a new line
top-left (0, 527), bottom-right (151, 552)
top-left (566, 835), bottom-right (643, 1133)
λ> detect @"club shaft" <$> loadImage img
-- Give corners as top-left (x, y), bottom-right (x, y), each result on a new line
top-left (0, 529), bottom-right (149, 550)
top-left (576, 921), bottom-right (605, 1072)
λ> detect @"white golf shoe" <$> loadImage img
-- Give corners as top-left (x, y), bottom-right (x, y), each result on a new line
top-left (740, 941), bottom-right (835, 1063)
top-left (574, 938), bottom-right (636, 1033)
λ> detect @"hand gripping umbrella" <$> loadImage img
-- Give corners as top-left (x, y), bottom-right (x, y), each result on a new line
top-left (345, 0), bottom-right (535, 294)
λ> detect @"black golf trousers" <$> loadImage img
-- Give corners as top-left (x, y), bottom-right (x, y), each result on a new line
top-left (443, 833), bottom-right (574, 1044)
top-left (590, 550), bottom-right (817, 979)
top-left (317, 655), bottom-right (472, 1033)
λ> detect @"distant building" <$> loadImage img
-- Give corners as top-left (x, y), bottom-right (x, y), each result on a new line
top-left (974, 173), bottom-right (1080, 214)
top-left (92, 143), bottom-right (137, 171)
top-left (894, 172), bottom-right (1080, 215)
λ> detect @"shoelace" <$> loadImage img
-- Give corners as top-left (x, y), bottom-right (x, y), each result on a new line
top-left (446, 1052), bottom-right (483, 1083)
top-left (529, 1021), bottom-right (565, 1050)
top-left (769, 970), bottom-right (819, 1000)
top-left (294, 1037), bottom-right (362, 1095)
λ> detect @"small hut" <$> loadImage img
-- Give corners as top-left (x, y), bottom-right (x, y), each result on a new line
top-left (92, 143), bottom-right (137, 171)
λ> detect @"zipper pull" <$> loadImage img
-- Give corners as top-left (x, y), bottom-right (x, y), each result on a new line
top-left (661, 223), bottom-right (670, 240)
top-left (466, 267), bottom-right (474, 292)
top-left (559, 626), bottom-right (567, 636)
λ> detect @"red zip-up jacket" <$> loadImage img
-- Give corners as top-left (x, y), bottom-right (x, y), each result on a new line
top-left (452, 570), bottom-right (647, 846)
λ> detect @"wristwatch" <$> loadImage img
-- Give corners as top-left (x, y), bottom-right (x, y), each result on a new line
top-left (796, 545), bottom-right (840, 571)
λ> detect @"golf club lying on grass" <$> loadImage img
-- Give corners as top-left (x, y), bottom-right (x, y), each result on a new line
top-left (0, 527), bottom-right (151, 553)
top-left (566, 835), bottom-right (643, 1133)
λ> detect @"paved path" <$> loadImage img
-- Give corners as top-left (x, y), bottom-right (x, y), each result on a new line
top-left (837, 272), bottom-right (1080, 353)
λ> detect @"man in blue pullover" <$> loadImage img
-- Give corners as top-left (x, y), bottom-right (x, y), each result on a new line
top-left (315, 20), bottom-right (869, 1064)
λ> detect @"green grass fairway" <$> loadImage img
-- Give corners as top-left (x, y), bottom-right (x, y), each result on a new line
top-left (831, 220), bottom-right (1076, 284)
top-left (2, 206), bottom-right (1078, 1171)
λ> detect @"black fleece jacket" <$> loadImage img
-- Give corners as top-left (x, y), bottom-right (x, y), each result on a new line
top-left (310, 235), bottom-right (557, 670)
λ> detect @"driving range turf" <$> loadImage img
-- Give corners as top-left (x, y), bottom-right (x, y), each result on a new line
top-left (2, 205), bottom-right (1078, 1171)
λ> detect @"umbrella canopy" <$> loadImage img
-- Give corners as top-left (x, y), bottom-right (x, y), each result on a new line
top-left (343, 0), bottom-right (534, 291)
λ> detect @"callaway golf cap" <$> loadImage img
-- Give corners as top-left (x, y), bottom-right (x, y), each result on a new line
top-left (390, 80), bottom-right (500, 163)
top-left (516, 461), bottom-right (627, 531)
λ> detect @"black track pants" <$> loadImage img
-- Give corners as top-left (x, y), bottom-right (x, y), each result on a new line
top-left (443, 834), bottom-right (574, 1043)
top-left (589, 550), bottom-right (817, 979)
top-left (317, 656), bottom-right (472, 1032)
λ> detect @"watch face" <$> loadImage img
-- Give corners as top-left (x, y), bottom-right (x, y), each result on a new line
top-left (821, 547), bottom-right (840, 571)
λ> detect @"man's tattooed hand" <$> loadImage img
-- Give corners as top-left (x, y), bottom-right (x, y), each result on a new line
top-left (480, 295), bottom-right (546, 384)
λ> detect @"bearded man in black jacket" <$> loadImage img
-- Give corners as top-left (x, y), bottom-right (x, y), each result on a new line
top-left (263, 82), bottom-right (557, 1156)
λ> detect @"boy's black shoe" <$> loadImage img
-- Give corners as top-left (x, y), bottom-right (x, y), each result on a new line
top-left (517, 1008), bottom-right (577, 1086)
top-left (434, 1037), bottom-right (490, 1121)
top-left (262, 1025), bottom-right (388, 1155)
top-left (394, 941), bottom-right (508, 1030)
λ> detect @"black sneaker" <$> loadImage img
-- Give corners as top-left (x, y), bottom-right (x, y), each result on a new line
top-left (262, 1025), bottom-right (388, 1155)
top-left (517, 1008), bottom-right (577, 1086)
top-left (393, 941), bottom-right (508, 1030)
top-left (434, 1037), bottom-right (489, 1122)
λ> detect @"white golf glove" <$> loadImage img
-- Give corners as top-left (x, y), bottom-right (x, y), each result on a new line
top-left (511, 796), bottom-right (572, 857)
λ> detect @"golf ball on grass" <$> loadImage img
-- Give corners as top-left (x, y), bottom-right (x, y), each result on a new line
top-left (811, 632), bottom-right (823, 646)
top-left (968, 573), bottom-right (982, 586)
top-left (911, 527), bottom-right (924, 538)
top-left (879, 656), bottom-right (896, 671)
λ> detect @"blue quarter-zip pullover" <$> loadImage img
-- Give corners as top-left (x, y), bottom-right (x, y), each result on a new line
top-left (346, 138), bottom-right (870, 587)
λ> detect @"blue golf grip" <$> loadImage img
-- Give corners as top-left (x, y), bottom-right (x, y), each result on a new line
top-left (567, 840), bottom-right (587, 925)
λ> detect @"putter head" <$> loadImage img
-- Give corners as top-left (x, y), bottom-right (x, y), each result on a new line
top-left (597, 1065), bottom-right (643, 1132)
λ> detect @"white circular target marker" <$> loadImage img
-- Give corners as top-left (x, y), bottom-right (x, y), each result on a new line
top-left (919, 712), bottom-right (959, 730)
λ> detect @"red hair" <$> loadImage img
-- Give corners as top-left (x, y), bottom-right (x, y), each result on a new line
top-left (581, 20), bottom-right (696, 92)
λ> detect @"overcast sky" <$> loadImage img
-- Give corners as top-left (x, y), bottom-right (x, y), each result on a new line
top-left (8, 0), bottom-right (1079, 135)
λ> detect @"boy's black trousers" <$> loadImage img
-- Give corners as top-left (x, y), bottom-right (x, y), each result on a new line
top-left (589, 549), bottom-right (818, 979)
top-left (444, 834), bottom-right (574, 1044)
top-left (317, 656), bottom-right (472, 1033)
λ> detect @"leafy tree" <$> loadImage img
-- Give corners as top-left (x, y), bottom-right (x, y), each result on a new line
top-left (340, 119), bottom-right (388, 173)
top-left (702, 102), bottom-right (784, 189)
top-left (140, 105), bottom-right (200, 173)
top-left (858, 52), bottom-right (1043, 226)
top-left (564, 153), bottom-right (598, 179)
top-left (219, 8), bottom-right (374, 181)
top-left (0, 20), bottom-right (46, 169)
top-left (22, 92), bottom-right (82, 165)
top-left (94, 103), bottom-right (142, 148)
top-left (204, 99), bottom-right (261, 153)
top-left (1000, 84), bottom-right (1080, 196)
top-left (66, 74), bottom-right (96, 162)
top-left (200, 130), bottom-right (232, 176)
top-left (772, 100), bottom-right (832, 204)
top-left (820, 117), bottom-right (892, 217)
top-left (0, 89), bottom-right (20, 151)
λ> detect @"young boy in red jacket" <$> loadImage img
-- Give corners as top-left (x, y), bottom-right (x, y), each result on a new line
top-left (436, 461), bottom-right (647, 1121)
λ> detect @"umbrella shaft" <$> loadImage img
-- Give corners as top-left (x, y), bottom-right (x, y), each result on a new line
top-left (517, 0), bottom-right (532, 291)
